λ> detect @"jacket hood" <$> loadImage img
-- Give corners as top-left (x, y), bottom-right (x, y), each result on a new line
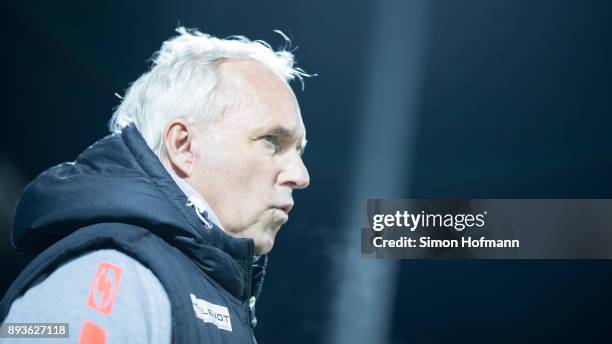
top-left (12, 125), bottom-right (265, 301)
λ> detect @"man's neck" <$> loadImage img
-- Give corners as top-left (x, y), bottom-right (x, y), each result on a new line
top-left (164, 166), bottom-right (224, 230)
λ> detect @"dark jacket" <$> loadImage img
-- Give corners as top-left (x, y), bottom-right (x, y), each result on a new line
top-left (0, 125), bottom-right (266, 343)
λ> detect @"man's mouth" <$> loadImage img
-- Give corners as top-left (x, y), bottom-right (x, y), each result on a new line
top-left (274, 204), bottom-right (293, 215)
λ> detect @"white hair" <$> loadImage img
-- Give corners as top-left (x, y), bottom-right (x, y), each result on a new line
top-left (109, 27), bottom-right (311, 156)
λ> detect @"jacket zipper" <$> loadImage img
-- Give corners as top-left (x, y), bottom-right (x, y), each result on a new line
top-left (185, 199), bottom-right (213, 229)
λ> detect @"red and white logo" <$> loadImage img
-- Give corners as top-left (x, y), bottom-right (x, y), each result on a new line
top-left (87, 261), bottom-right (123, 315)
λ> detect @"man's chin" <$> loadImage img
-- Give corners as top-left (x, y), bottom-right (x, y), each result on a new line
top-left (254, 235), bottom-right (275, 255)
top-left (240, 211), bottom-right (285, 255)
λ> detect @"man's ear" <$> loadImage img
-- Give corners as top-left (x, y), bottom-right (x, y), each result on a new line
top-left (163, 118), bottom-right (194, 178)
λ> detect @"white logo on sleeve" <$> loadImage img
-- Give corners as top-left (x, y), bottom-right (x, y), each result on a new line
top-left (190, 293), bottom-right (233, 332)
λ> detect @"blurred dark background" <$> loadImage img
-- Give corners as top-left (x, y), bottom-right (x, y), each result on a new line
top-left (1, 0), bottom-right (611, 343)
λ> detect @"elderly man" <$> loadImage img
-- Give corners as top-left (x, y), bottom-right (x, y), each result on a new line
top-left (0, 27), bottom-right (310, 343)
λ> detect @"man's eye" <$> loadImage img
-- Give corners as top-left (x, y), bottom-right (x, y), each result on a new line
top-left (262, 135), bottom-right (280, 151)
top-left (263, 135), bottom-right (277, 143)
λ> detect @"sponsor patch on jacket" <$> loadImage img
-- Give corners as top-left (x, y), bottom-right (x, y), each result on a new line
top-left (190, 293), bottom-right (232, 332)
top-left (87, 261), bottom-right (123, 315)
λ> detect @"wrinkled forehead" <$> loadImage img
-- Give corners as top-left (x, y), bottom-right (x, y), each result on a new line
top-left (252, 96), bottom-right (307, 148)
top-left (217, 59), bottom-right (306, 140)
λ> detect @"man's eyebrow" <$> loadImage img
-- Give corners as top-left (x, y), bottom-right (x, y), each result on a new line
top-left (267, 126), bottom-right (293, 138)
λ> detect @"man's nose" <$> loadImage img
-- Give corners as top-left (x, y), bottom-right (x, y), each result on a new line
top-left (278, 155), bottom-right (310, 189)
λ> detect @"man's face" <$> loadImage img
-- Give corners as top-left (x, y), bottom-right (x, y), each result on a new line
top-left (188, 60), bottom-right (310, 255)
